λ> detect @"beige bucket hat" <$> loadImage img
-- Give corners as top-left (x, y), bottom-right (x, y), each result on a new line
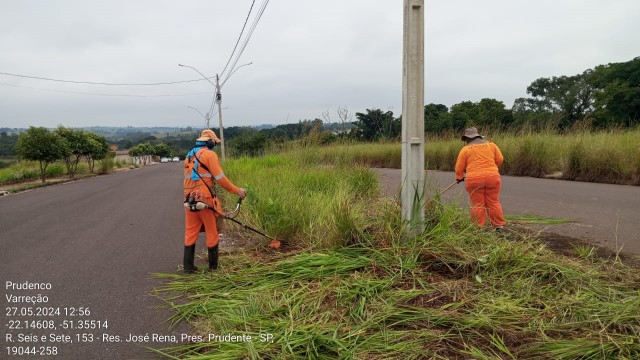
top-left (461, 127), bottom-right (483, 141)
top-left (196, 129), bottom-right (221, 143)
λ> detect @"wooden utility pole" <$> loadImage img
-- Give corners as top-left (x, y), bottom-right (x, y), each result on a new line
top-left (401, 0), bottom-right (425, 234)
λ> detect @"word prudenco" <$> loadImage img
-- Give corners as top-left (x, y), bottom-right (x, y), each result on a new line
top-left (5, 281), bottom-right (52, 291)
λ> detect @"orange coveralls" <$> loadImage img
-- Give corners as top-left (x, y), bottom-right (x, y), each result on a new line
top-left (183, 148), bottom-right (239, 248)
top-left (455, 142), bottom-right (506, 227)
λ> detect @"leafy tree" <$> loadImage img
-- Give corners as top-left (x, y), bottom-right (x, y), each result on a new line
top-left (353, 109), bottom-right (399, 141)
top-left (153, 143), bottom-right (173, 158)
top-left (228, 132), bottom-right (269, 157)
top-left (475, 98), bottom-right (513, 129)
top-left (84, 133), bottom-right (110, 173)
top-left (590, 57), bottom-right (640, 127)
top-left (56, 126), bottom-right (93, 177)
top-left (449, 101), bottom-right (476, 131)
top-left (128, 143), bottom-right (153, 165)
top-left (128, 144), bottom-right (143, 164)
top-left (15, 127), bottom-right (68, 183)
top-left (219, 126), bottom-right (258, 141)
top-left (523, 71), bottom-right (595, 128)
top-left (260, 120), bottom-right (325, 141)
top-left (424, 104), bottom-right (450, 133)
top-left (137, 143), bottom-right (154, 165)
top-left (0, 132), bottom-right (19, 156)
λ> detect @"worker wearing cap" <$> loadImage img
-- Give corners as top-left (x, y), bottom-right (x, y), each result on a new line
top-left (455, 127), bottom-right (506, 231)
top-left (183, 129), bottom-right (247, 273)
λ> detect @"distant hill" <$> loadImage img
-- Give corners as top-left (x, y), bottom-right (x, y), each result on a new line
top-left (254, 124), bottom-right (275, 130)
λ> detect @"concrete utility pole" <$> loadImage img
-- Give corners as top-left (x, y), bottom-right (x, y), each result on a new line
top-left (401, 0), bottom-right (425, 234)
top-left (215, 74), bottom-right (226, 161)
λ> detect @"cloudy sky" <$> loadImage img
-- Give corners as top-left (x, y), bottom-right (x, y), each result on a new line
top-left (1, 0), bottom-right (638, 129)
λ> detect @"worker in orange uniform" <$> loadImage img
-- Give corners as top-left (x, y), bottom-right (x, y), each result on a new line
top-left (455, 127), bottom-right (506, 231)
top-left (183, 129), bottom-right (247, 273)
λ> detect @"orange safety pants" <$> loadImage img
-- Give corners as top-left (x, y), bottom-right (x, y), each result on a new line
top-left (465, 174), bottom-right (506, 227)
top-left (184, 208), bottom-right (219, 248)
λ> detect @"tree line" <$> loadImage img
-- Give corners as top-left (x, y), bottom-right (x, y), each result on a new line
top-left (15, 126), bottom-right (111, 183)
top-left (7, 57), bottom-right (637, 163)
top-left (216, 57), bottom-right (640, 148)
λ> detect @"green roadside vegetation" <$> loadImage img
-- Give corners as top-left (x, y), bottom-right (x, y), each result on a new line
top-left (0, 159), bottom-right (133, 193)
top-left (154, 148), bottom-right (640, 359)
top-left (3, 127), bottom-right (638, 190)
top-left (310, 128), bottom-right (640, 185)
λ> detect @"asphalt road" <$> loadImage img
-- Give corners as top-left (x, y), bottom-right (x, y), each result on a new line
top-left (0, 163), bottom-right (192, 359)
top-left (374, 169), bottom-right (640, 255)
top-left (1, 164), bottom-right (638, 359)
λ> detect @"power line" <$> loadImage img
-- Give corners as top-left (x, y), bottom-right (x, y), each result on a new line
top-left (219, 0), bottom-right (256, 79)
top-left (223, 0), bottom-right (270, 86)
top-left (0, 71), bottom-right (216, 86)
top-left (0, 82), bottom-right (211, 97)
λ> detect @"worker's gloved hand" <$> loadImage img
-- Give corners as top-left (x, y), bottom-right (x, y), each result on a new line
top-left (237, 188), bottom-right (247, 199)
top-left (456, 177), bottom-right (465, 183)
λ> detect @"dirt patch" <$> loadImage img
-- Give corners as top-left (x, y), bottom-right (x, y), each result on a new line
top-left (504, 224), bottom-right (640, 268)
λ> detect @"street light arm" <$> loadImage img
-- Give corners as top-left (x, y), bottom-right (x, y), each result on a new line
top-left (178, 64), bottom-right (216, 87)
top-left (187, 106), bottom-right (207, 120)
top-left (221, 62), bottom-right (253, 88)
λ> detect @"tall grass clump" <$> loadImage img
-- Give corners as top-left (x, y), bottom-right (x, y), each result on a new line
top-left (155, 146), bottom-right (640, 359)
top-left (0, 161), bottom-right (43, 183)
top-left (312, 142), bottom-right (401, 168)
top-left (563, 130), bottom-right (639, 184)
top-left (45, 163), bottom-right (66, 177)
top-left (0, 161), bottom-right (67, 184)
top-left (308, 128), bottom-right (640, 185)
top-left (98, 157), bottom-right (115, 174)
top-left (425, 139), bottom-right (460, 171)
top-left (498, 133), bottom-right (560, 177)
top-left (218, 153), bottom-right (380, 249)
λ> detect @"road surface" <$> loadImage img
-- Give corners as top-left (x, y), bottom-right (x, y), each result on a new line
top-left (0, 163), bottom-right (193, 359)
top-left (374, 169), bottom-right (640, 255)
top-left (1, 164), bottom-right (638, 358)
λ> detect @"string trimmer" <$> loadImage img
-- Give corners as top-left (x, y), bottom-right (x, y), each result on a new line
top-left (424, 178), bottom-right (464, 207)
top-left (202, 198), bottom-right (282, 249)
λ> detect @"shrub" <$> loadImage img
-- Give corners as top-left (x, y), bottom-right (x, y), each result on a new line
top-left (99, 158), bottom-right (115, 174)
top-left (45, 163), bottom-right (65, 177)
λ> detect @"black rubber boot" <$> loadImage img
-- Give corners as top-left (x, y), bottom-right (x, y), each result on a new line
top-left (208, 244), bottom-right (219, 271)
top-left (183, 245), bottom-right (198, 274)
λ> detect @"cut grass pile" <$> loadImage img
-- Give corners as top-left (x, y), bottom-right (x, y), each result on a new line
top-left (505, 214), bottom-right (572, 225)
top-left (155, 150), bottom-right (640, 359)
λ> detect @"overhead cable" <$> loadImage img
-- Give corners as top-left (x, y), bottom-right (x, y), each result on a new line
top-left (0, 71), bottom-right (216, 86)
top-left (219, 0), bottom-right (256, 79)
top-left (0, 82), bottom-right (210, 97)
top-left (223, 0), bottom-right (270, 86)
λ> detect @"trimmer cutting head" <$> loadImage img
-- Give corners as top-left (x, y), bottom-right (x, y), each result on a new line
top-left (267, 239), bottom-right (281, 249)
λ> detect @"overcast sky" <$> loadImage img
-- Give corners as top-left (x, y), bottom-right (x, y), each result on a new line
top-left (1, 0), bottom-right (638, 129)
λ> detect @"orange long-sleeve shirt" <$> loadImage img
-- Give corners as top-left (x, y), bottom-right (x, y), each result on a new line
top-left (184, 148), bottom-right (239, 198)
top-left (455, 142), bottom-right (504, 180)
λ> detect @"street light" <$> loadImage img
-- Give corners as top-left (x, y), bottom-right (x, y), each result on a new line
top-left (221, 62), bottom-right (253, 87)
top-left (187, 106), bottom-right (210, 129)
top-left (179, 62), bottom-right (253, 161)
top-left (178, 64), bottom-right (216, 86)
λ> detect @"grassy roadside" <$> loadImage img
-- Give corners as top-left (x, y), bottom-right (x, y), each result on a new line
top-left (0, 174), bottom-right (98, 194)
top-left (154, 149), bottom-right (640, 359)
top-left (311, 128), bottom-right (640, 185)
top-left (0, 159), bottom-right (134, 193)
